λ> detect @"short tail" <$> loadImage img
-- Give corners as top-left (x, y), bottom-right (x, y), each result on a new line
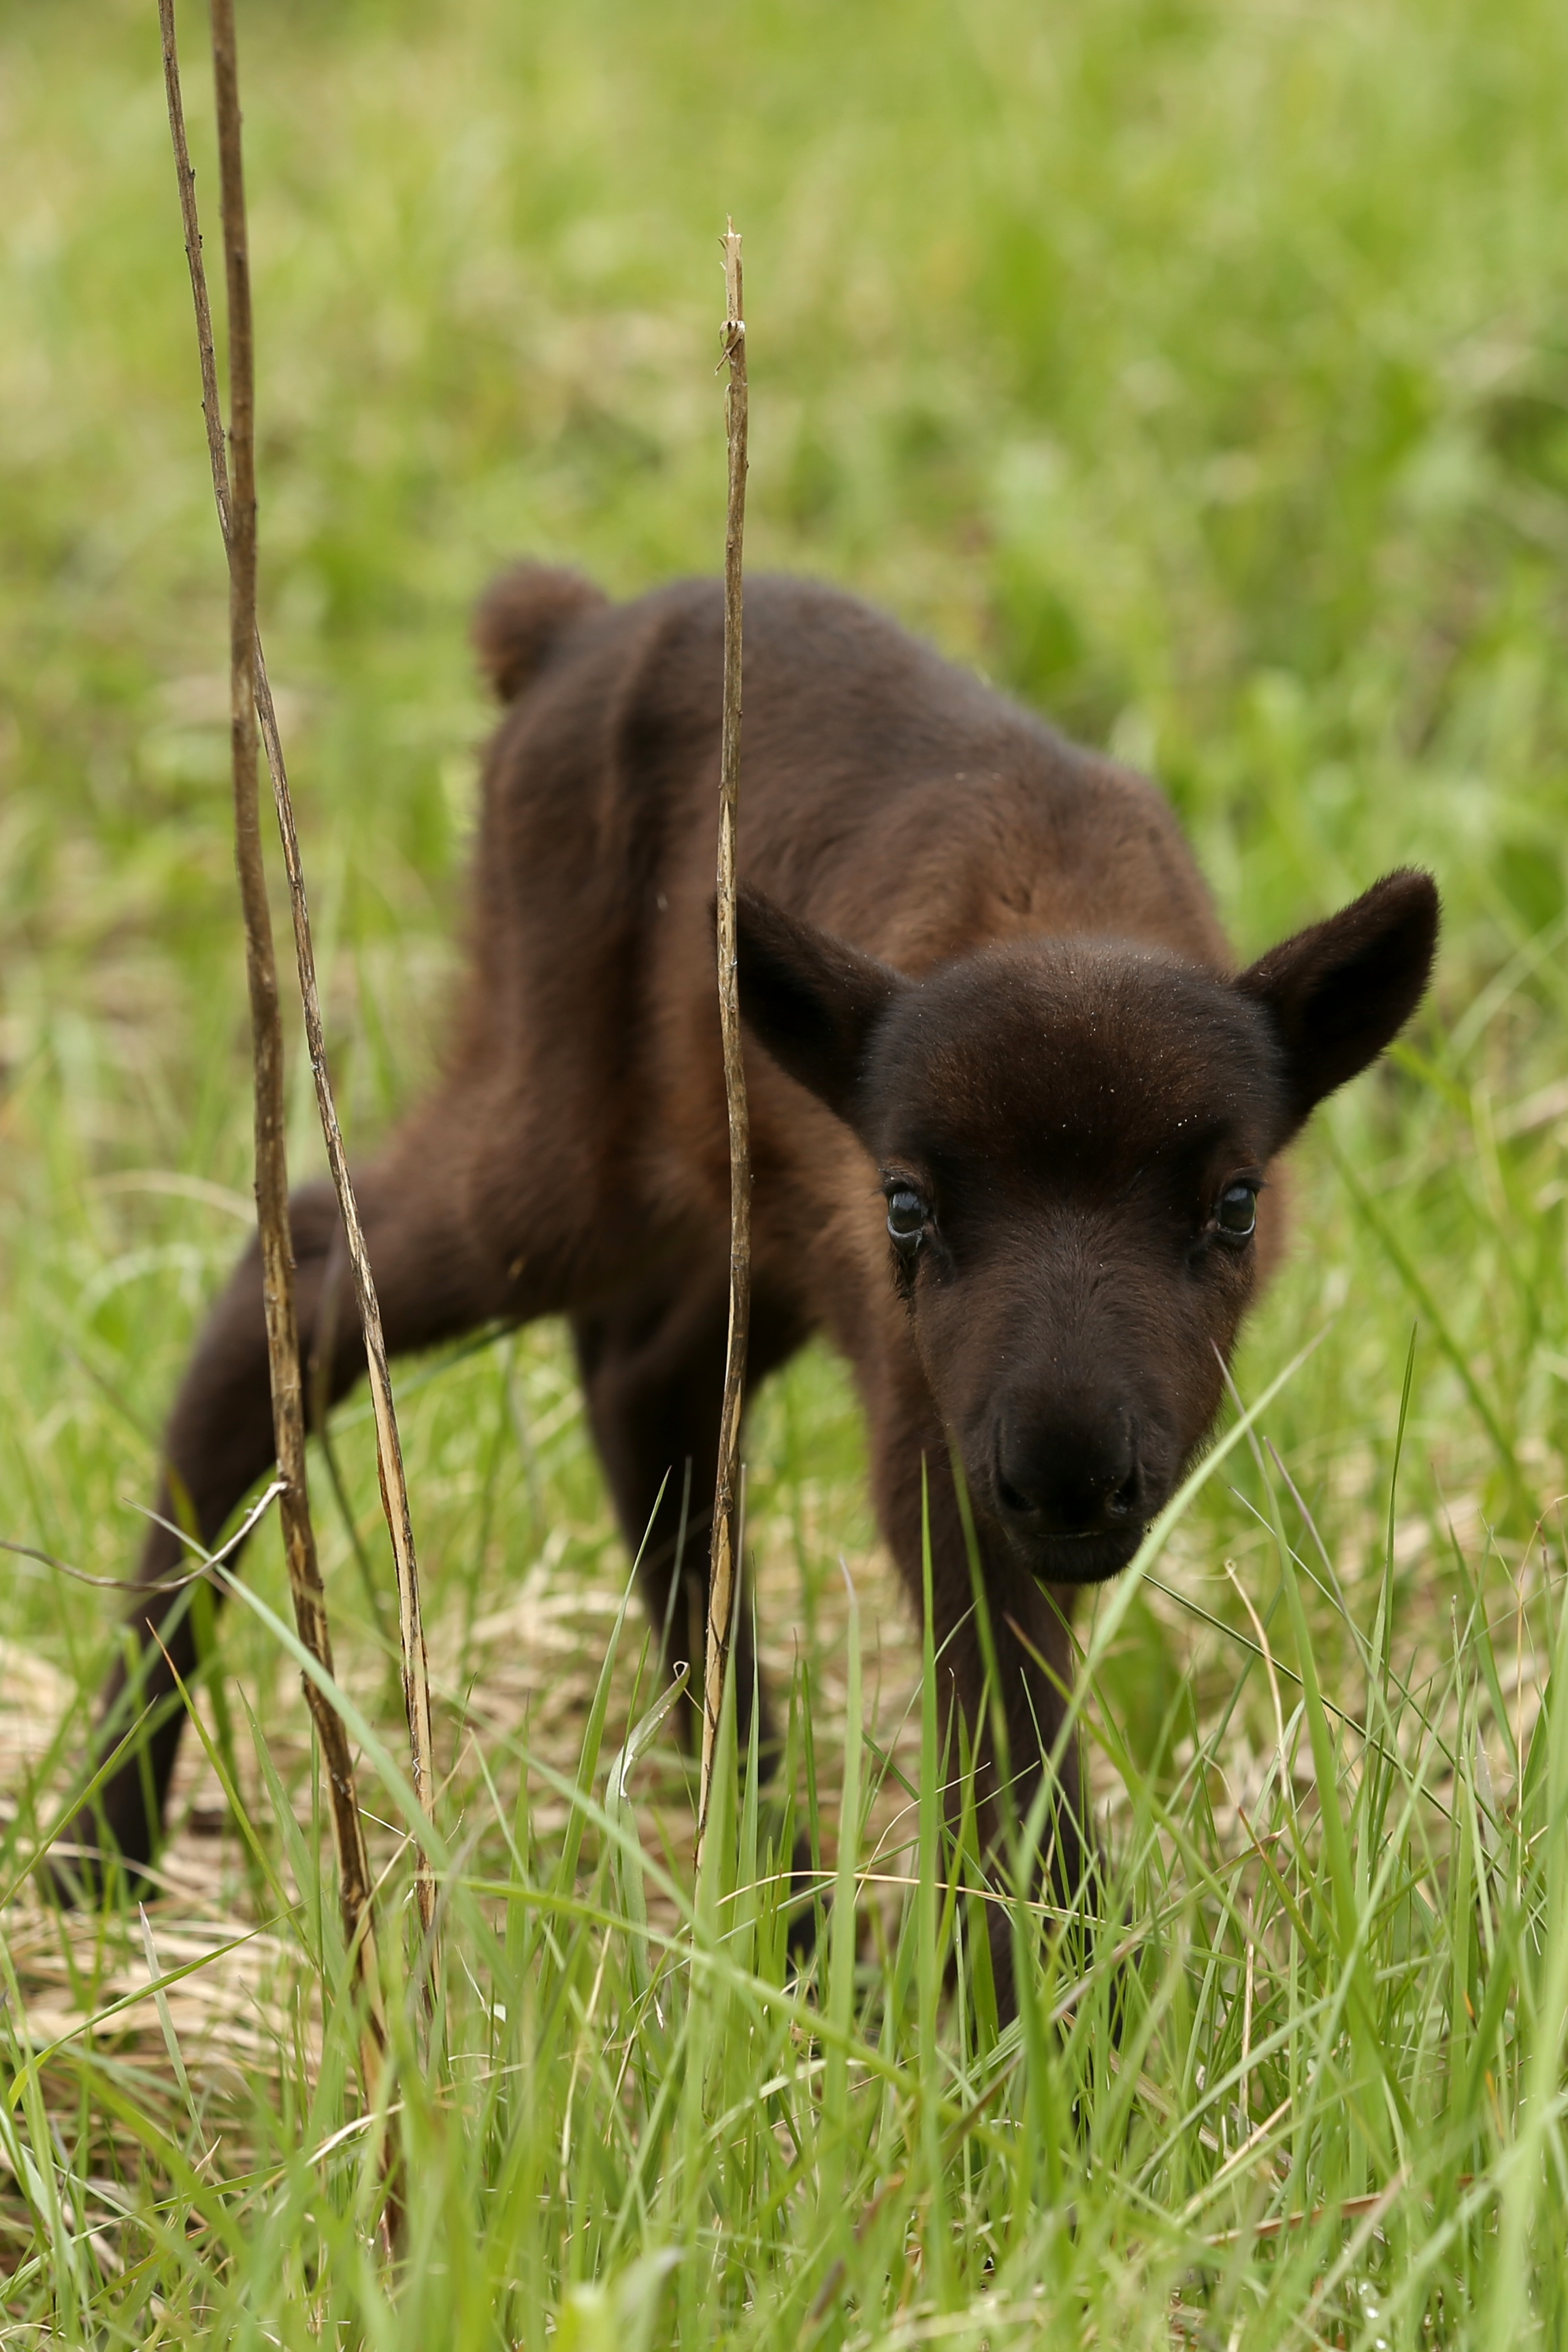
top-left (472, 564), bottom-right (610, 702)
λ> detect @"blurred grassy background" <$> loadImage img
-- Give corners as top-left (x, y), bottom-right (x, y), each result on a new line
top-left (3, 0), bottom-right (1568, 2338)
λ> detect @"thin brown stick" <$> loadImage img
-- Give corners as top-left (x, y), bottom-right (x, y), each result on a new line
top-left (164, 0), bottom-right (395, 2164)
top-left (1203, 2168), bottom-right (1424, 2250)
top-left (697, 222), bottom-right (751, 1858)
top-left (159, 0), bottom-right (440, 1991)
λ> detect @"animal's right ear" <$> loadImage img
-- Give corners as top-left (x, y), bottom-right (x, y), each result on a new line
top-left (735, 889), bottom-right (905, 1132)
top-left (1237, 868), bottom-right (1440, 1135)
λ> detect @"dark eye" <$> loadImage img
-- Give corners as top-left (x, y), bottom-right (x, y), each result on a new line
top-left (1216, 1182), bottom-right (1258, 1239)
top-left (885, 1186), bottom-right (926, 1252)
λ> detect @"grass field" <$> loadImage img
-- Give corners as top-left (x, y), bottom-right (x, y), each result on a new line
top-left (3, 0), bottom-right (1568, 2341)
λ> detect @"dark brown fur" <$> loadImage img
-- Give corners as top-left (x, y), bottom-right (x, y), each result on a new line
top-left (64, 568), bottom-right (1438, 2007)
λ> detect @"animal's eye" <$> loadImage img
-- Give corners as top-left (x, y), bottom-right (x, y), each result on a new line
top-left (885, 1186), bottom-right (926, 1252)
top-left (1216, 1182), bottom-right (1258, 1239)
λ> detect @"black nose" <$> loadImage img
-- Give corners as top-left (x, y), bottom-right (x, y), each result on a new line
top-left (994, 1405), bottom-right (1147, 1538)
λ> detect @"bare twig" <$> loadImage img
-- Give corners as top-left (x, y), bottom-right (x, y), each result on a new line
top-left (161, 0), bottom-right (397, 2195)
top-left (2, 1477), bottom-right (284, 1593)
top-left (159, 0), bottom-right (440, 1991)
top-left (697, 222), bottom-right (751, 1858)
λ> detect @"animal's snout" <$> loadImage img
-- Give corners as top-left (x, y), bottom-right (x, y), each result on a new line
top-left (992, 1398), bottom-right (1151, 1540)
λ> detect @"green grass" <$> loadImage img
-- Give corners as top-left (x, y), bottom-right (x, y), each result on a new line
top-left (2, 0), bottom-right (1568, 2340)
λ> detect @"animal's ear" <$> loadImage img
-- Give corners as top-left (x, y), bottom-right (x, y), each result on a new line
top-left (1238, 868), bottom-right (1439, 1134)
top-left (735, 888), bottom-right (905, 1132)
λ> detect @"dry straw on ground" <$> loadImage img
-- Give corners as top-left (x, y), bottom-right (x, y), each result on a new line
top-left (0, 1457), bottom-right (1536, 2216)
top-left (0, 1499), bottom-right (928, 2241)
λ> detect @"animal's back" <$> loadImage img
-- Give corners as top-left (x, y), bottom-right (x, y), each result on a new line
top-left (465, 568), bottom-right (1228, 1019)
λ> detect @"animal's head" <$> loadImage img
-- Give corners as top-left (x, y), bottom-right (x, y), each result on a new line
top-left (738, 872), bottom-right (1438, 1586)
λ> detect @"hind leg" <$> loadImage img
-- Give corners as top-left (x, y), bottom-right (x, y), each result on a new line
top-left (572, 1273), bottom-right (808, 1770)
top-left (65, 1127), bottom-right (558, 1891)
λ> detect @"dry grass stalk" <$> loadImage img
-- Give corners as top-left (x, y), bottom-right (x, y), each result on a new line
top-left (161, 0), bottom-right (395, 2154)
top-left (698, 220), bottom-right (751, 1856)
top-left (158, 0), bottom-right (440, 1991)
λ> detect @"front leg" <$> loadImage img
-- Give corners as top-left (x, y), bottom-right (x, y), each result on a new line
top-left (865, 1354), bottom-right (1094, 2021)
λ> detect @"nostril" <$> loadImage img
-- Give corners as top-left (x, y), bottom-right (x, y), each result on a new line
top-left (996, 1471), bottom-right (1036, 1519)
top-left (1106, 1473), bottom-right (1141, 1522)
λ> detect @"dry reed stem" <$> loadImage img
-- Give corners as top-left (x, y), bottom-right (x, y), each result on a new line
top-left (161, 0), bottom-right (396, 2189)
top-left (159, 0), bottom-right (440, 1997)
top-left (697, 222), bottom-right (751, 1857)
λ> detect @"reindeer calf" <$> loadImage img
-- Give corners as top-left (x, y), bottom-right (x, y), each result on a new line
top-left (66, 568), bottom-right (1437, 2006)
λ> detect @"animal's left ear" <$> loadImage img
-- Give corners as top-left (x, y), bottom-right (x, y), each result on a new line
top-left (734, 887), bottom-right (906, 1134)
top-left (1237, 869), bottom-right (1439, 1134)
